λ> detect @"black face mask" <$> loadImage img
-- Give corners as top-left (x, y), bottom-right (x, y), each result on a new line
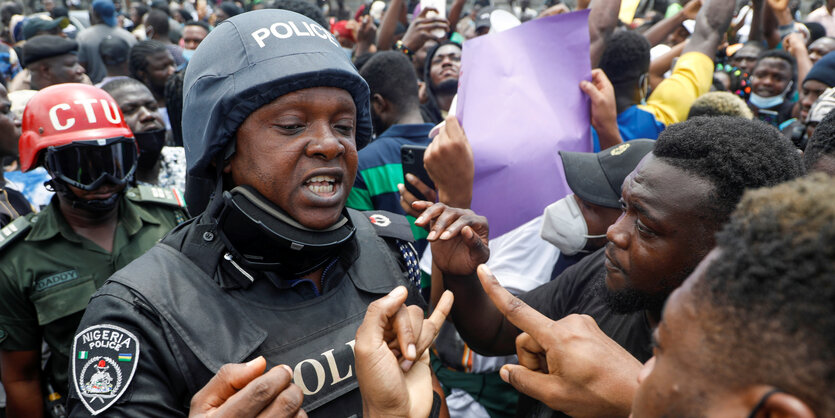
top-left (134, 129), bottom-right (166, 170)
top-left (217, 185), bottom-right (356, 276)
top-left (49, 178), bottom-right (123, 213)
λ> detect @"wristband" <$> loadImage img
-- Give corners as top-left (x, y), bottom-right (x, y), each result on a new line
top-left (395, 40), bottom-right (415, 58)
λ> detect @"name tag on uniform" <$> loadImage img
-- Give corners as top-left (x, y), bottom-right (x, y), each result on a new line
top-left (35, 270), bottom-right (79, 292)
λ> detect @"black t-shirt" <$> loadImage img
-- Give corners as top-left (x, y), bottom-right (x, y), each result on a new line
top-left (516, 247), bottom-right (652, 417)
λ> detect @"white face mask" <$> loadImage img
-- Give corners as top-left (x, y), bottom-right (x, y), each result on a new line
top-left (749, 80), bottom-right (793, 109)
top-left (540, 195), bottom-right (607, 256)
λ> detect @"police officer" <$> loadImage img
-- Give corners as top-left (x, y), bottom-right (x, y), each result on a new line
top-left (67, 9), bottom-right (429, 417)
top-left (0, 83), bottom-right (186, 417)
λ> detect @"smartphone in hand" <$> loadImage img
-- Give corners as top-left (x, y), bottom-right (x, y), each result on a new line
top-left (400, 144), bottom-right (436, 202)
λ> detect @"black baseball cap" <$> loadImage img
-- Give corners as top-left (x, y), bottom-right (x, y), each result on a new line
top-left (99, 35), bottom-right (130, 65)
top-left (559, 139), bottom-right (655, 208)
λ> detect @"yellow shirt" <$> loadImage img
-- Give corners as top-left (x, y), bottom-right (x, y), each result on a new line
top-left (638, 51), bottom-right (714, 126)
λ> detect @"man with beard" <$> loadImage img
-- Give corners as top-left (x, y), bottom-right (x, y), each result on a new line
top-left (102, 78), bottom-right (185, 191)
top-left (422, 41), bottom-right (461, 123)
top-left (413, 115), bottom-right (803, 416)
top-left (747, 50), bottom-right (796, 127)
top-left (460, 174), bottom-right (835, 417)
top-left (0, 84), bottom-right (185, 417)
top-left (128, 40), bottom-right (175, 130)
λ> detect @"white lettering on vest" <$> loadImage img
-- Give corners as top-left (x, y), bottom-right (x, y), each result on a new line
top-left (321, 348), bottom-right (352, 386)
top-left (294, 358), bottom-right (326, 395)
top-left (73, 98), bottom-right (99, 123)
top-left (49, 103), bottom-right (73, 130)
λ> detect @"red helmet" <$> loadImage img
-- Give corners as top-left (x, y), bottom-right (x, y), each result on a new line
top-left (18, 83), bottom-right (134, 172)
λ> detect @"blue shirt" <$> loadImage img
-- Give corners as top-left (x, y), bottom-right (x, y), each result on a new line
top-left (591, 105), bottom-right (666, 152)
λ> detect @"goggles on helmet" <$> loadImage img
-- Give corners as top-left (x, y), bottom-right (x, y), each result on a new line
top-left (45, 136), bottom-right (138, 191)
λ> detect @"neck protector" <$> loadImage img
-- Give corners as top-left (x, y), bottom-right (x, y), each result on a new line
top-left (216, 185), bottom-right (356, 276)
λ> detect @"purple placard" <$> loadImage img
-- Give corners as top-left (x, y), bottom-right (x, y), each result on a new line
top-left (456, 9), bottom-right (592, 238)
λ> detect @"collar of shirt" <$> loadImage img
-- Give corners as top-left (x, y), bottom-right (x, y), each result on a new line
top-left (377, 123), bottom-right (435, 140)
top-left (24, 194), bottom-right (161, 243)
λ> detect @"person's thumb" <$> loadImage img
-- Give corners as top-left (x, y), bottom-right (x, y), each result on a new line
top-left (191, 356), bottom-right (268, 411)
top-left (357, 287), bottom-right (409, 342)
top-left (500, 364), bottom-right (565, 408)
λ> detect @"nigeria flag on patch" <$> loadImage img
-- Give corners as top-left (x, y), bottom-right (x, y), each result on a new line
top-left (77, 351), bottom-right (88, 360)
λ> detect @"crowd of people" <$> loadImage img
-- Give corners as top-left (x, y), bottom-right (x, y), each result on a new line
top-left (0, 0), bottom-right (832, 416)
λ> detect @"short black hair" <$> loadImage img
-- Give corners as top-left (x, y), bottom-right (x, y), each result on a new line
top-left (184, 20), bottom-right (210, 34)
top-left (694, 173), bottom-right (835, 416)
top-left (360, 51), bottom-right (419, 113)
top-left (804, 108), bottom-right (835, 171)
top-left (100, 76), bottom-right (148, 96)
top-left (653, 116), bottom-right (803, 224)
top-left (146, 8), bottom-right (170, 36)
top-left (129, 39), bottom-right (167, 79)
top-left (269, 0), bottom-right (329, 29)
top-left (598, 30), bottom-right (650, 85)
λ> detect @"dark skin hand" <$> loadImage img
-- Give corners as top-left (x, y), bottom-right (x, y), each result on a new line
top-left (412, 201), bottom-right (520, 355)
top-left (189, 357), bottom-right (305, 418)
top-left (1, 350), bottom-right (44, 418)
top-left (401, 8), bottom-right (449, 52)
top-left (588, 0), bottom-right (622, 68)
top-left (683, 0), bottom-right (736, 57)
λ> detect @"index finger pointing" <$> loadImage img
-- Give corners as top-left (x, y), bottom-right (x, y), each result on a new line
top-left (476, 264), bottom-right (555, 343)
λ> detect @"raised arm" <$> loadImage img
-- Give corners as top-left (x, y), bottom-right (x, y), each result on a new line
top-left (683, 0), bottom-right (735, 57)
top-left (642, 0), bottom-right (701, 47)
top-left (588, 0), bottom-right (622, 68)
top-left (377, 0), bottom-right (406, 51)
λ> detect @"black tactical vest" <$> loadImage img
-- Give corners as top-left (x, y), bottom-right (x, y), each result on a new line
top-left (108, 208), bottom-right (416, 416)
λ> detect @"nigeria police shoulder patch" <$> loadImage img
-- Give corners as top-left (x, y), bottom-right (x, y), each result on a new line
top-left (72, 324), bottom-right (140, 415)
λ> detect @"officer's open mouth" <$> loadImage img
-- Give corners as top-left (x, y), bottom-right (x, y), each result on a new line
top-left (305, 175), bottom-right (337, 194)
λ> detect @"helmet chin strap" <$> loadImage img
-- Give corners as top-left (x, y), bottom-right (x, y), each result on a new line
top-left (47, 179), bottom-right (122, 213)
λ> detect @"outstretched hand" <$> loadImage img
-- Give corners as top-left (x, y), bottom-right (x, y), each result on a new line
top-left (413, 202), bottom-right (489, 276)
top-left (477, 265), bottom-right (641, 418)
top-left (356, 287), bottom-right (453, 418)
